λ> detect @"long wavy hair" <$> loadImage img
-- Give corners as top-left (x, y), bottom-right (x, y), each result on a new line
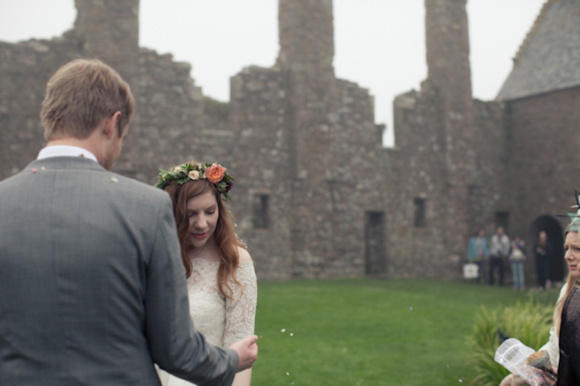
top-left (554, 224), bottom-right (578, 334)
top-left (164, 179), bottom-right (243, 299)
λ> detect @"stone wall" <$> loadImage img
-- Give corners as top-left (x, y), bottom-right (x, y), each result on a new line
top-left (506, 87), bottom-right (580, 241)
top-left (0, 35), bottom-right (79, 181)
top-left (387, 83), bottom-right (454, 278)
top-left (1, 0), bottom-right (578, 283)
top-left (74, 0), bottom-right (140, 97)
top-left (331, 79), bottom-right (385, 277)
top-left (471, 99), bottom-right (508, 234)
top-left (228, 66), bottom-right (294, 280)
top-left (117, 48), bottom-right (206, 182)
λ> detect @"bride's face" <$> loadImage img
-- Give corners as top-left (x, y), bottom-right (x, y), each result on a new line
top-left (186, 190), bottom-right (219, 249)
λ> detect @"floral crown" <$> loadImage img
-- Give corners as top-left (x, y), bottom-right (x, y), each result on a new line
top-left (155, 162), bottom-right (234, 201)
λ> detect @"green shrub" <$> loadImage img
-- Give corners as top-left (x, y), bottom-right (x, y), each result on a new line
top-left (470, 298), bottom-right (553, 386)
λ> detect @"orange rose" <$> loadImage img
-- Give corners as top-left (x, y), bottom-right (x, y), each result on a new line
top-left (205, 163), bottom-right (227, 183)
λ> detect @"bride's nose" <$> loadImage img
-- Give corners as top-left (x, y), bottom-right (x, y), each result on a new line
top-left (194, 216), bottom-right (207, 229)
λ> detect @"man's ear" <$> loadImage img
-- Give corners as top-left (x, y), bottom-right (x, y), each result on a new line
top-left (103, 111), bottom-right (122, 139)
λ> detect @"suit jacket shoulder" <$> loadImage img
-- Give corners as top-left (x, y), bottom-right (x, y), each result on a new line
top-left (0, 157), bottom-right (237, 385)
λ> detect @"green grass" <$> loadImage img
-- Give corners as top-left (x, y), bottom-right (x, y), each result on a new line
top-left (251, 279), bottom-right (558, 386)
top-left (469, 298), bottom-right (553, 385)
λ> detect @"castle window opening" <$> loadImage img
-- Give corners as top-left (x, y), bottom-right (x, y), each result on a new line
top-left (495, 211), bottom-right (510, 234)
top-left (414, 198), bottom-right (426, 227)
top-left (253, 194), bottom-right (269, 229)
top-left (365, 211), bottom-right (386, 275)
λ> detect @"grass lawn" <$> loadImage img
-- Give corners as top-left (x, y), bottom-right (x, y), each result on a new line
top-left (251, 279), bottom-right (555, 386)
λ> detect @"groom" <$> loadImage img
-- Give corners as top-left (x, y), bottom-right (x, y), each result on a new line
top-left (0, 59), bottom-right (257, 385)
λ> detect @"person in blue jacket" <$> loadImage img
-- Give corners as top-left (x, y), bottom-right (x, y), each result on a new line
top-left (468, 229), bottom-right (490, 284)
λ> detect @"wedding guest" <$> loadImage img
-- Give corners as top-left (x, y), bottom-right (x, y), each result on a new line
top-left (490, 226), bottom-right (511, 286)
top-left (0, 59), bottom-right (257, 385)
top-left (535, 231), bottom-right (554, 289)
top-left (467, 229), bottom-right (490, 284)
top-left (501, 195), bottom-right (580, 385)
top-left (509, 236), bottom-right (526, 290)
top-left (539, 224), bottom-right (580, 386)
top-left (156, 162), bottom-right (257, 386)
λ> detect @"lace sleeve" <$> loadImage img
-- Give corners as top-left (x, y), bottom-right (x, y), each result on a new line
top-left (223, 262), bottom-right (257, 348)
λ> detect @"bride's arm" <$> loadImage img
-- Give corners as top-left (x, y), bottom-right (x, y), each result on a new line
top-left (224, 247), bottom-right (257, 386)
top-left (232, 369), bottom-right (252, 386)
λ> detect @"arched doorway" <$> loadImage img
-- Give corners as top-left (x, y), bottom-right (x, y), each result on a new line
top-left (529, 216), bottom-right (565, 283)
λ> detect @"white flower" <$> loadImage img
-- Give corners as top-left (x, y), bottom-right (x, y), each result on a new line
top-left (173, 166), bottom-right (181, 173)
top-left (188, 170), bottom-right (200, 180)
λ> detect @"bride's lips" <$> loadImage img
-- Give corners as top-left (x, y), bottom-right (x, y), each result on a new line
top-left (569, 263), bottom-right (578, 270)
top-left (192, 232), bottom-right (208, 239)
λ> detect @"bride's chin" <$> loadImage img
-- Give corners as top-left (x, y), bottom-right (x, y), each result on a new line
top-left (185, 240), bottom-right (203, 251)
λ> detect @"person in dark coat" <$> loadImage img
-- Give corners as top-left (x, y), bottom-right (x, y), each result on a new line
top-left (535, 231), bottom-right (554, 289)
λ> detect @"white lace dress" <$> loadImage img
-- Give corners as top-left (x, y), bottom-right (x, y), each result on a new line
top-left (158, 258), bottom-right (257, 386)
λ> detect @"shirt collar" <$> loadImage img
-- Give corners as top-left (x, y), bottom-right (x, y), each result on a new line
top-left (37, 145), bottom-right (98, 163)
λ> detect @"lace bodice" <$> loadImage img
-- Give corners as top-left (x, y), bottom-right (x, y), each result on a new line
top-left (157, 258), bottom-right (257, 386)
top-left (187, 258), bottom-right (257, 348)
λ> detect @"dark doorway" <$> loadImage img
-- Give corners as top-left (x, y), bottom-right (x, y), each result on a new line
top-left (414, 198), bottom-right (426, 227)
top-left (365, 211), bottom-right (386, 275)
top-left (496, 211), bottom-right (510, 234)
top-left (530, 216), bottom-right (565, 282)
top-left (252, 194), bottom-right (269, 229)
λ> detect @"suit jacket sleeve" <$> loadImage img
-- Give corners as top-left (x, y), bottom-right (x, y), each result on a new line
top-left (144, 195), bottom-right (238, 385)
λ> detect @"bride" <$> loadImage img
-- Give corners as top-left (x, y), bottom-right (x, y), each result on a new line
top-left (155, 162), bottom-right (257, 386)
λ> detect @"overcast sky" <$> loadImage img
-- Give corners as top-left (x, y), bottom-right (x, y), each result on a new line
top-left (0, 0), bottom-right (545, 145)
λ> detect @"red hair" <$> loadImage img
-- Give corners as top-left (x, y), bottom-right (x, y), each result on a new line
top-left (164, 179), bottom-right (243, 299)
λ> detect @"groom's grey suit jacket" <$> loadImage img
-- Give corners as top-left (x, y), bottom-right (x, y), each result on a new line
top-left (0, 157), bottom-right (238, 385)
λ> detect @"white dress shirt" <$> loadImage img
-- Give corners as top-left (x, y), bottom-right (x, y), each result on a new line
top-left (37, 145), bottom-right (98, 163)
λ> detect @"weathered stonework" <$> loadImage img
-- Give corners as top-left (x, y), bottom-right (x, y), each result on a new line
top-left (1, 0), bottom-right (578, 284)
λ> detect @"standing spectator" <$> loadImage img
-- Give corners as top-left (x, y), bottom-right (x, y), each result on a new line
top-left (509, 236), bottom-right (526, 290)
top-left (490, 226), bottom-right (511, 286)
top-left (535, 231), bottom-right (554, 289)
top-left (467, 229), bottom-right (490, 284)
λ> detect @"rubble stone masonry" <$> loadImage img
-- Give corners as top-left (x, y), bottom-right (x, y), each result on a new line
top-left (1, 0), bottom-right (578, 283)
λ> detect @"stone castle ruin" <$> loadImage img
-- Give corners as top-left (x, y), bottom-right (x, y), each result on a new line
top-left (1, 0), bottom-right (579, 282)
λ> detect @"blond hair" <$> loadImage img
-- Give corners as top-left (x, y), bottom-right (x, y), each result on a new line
top-left (554, 224), bottom-right (578, 334)
top-left (41, 59), bottom-right (135, 141)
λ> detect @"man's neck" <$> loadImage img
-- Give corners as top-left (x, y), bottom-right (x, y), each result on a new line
top-left (46, 137), bottom-right (103, 164)
top-left (46, 138), bottom-right (97, 153)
